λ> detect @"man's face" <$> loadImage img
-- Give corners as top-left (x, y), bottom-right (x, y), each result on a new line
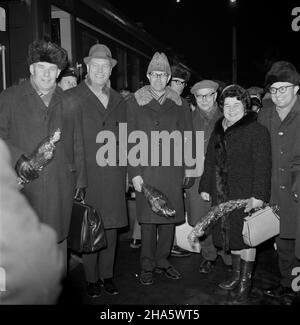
top-left (147, 71), bottom-right (170, 92)
top-left (194, 87), bottom-right (217, 111)
top-left (170, 78), bottom-right (186, 96)
top-left (87, 58), bottom-right (112, 87)
top-left (270, 82), bottom-right (299, 109)
top-left (59, 76), bottom-right (77, 91)
top-left (30, 62), bottom-right (61, 92)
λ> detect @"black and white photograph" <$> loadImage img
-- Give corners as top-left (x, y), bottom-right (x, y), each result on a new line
top-left (0, 0), bottom-right (300, 316)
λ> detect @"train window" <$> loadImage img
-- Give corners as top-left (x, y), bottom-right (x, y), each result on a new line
top-left (0, 7), bottom-right (6, 31)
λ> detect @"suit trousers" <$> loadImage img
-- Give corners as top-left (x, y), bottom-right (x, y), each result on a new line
top-left (276, 236), bottom-right (300, 288)
top-left (140, 223), bottom-right (175, 271)
top-left (82, 228), bottom-right (117, 283)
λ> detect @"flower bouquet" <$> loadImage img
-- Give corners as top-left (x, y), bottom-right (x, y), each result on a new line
top-left (188, 199), bottom-right (248, 246)
top-left (17, 128), bottom-right (61, 185)
top-left (142, 183), bottom-right (176, 218)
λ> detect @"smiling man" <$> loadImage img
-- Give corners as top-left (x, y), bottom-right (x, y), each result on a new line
top-left (258, 61), bottom-right (300, 304)
top-left (64, 44), bottom-right (128, 298)
top-left (0, 40), bottom-right (87, 279)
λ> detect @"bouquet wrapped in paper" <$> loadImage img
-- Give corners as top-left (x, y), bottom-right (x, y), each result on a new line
top-left (188, 199), bottom-right (248, 246)
top-left (142, 183), bottom-right (176, 218)
top-left (17, 129), bottom-right (61, 185)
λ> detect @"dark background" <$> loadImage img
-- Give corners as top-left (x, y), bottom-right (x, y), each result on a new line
top-left (108, 0), bottom-right (300, 87)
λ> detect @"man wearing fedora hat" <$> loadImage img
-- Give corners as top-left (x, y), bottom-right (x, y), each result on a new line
top-left (0, 39), bottom-right (87, 277)
top-left (64, 43), bottom-right (127, 297)
top-left (258, 61), bottom-right (300, 303)
top-left (127, 52), bottom-right (194, 286)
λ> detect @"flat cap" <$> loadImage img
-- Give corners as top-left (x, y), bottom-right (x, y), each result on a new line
top-left (191, 80), bottom-right (219, 95)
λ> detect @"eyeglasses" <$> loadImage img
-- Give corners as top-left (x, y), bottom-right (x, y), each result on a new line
top-left (172, 79), bottom-right (186, 86)
top-left (150, 72), bottom-right (169, 79)
top-left (195, 92), bottom-right (216, 100)
top-left (269, 85), bottom-right (294, 94)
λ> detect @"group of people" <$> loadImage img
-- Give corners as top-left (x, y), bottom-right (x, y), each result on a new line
top-left (0, 38), bottom-right (299, 305)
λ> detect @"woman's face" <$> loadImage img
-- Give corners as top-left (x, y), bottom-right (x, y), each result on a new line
top-left (223, 97), bottom-right (245, 125)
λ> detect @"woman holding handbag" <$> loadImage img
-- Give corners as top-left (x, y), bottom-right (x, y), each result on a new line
top-left (199, 84), bottom-right (272, 304)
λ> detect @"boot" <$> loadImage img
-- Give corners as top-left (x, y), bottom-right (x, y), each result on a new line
top-left (219, 254), bottom-right (241, 290)
top-left (230, 259), bottom-right (254, 305)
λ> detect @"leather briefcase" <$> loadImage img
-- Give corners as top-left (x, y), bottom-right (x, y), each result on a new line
top-left (242, 205), bottom-right (280, 247)
top-left (68, 200), bottom-right (107, 254)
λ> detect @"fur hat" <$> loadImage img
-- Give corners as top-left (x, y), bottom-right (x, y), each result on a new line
top-left (264, 61), bottom-right (300, 88)
top-left (84, 44), bottom-right (117, 67)
top-left (171, 65), bottom-right (191, 82)
top-left (28, 40), bottom-right (68, 70)
top-left (147, 52), bottom-right (171, 75)
top-left (191, 80), bottom-right (219, 95)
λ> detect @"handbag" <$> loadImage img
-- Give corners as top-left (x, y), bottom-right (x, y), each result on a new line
top-left (68, 199), bottom-right (107, 254)
top-left (242, 205), bottom-right (280, 247)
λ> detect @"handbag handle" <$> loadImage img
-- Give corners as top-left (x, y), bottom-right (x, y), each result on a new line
top-left (247, 203), bottom-right (279, 217)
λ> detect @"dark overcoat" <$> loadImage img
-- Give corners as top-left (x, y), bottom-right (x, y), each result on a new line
top-left (65, 82), bottom-right (128, 229)
top-left (185, 105), bottom-right (222, 226)
top-left (199, 112), bottom-right (271, 250)
top-left (258, 96), bottom-right (300, 258)
top-left (127, 86), bottom-right (194, 224)
top-left (0, 80), bottom-right (87, 241)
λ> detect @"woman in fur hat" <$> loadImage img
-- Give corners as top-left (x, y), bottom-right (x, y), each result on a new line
top-left (199, 84), bottom-right (271, 304)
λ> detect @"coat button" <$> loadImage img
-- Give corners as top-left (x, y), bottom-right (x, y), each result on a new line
top-left (280, 185), bottom-right (286, 190)
top-left (155, 121), bottom-right (160, 126)
top-left (102, 121), bottom-right (106, 127)
top-left (278, 132), bottom-right (284, 136)
top-left (280, 150), bottom-right (284, 155)
top-left (279, 168), bottom-right (285, 172)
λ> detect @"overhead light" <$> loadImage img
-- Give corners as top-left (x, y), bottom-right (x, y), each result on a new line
top-left (176, 0), bottom-right (181, 3)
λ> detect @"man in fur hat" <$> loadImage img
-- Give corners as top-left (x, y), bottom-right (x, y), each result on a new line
top-left (0, 40), bottom-right (87, 277)
top-left (127, 52), bottom-right (194, 286)
top-left (258, 61), bottom-right (300, 303)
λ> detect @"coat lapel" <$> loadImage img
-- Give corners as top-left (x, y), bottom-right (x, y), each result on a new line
top-left (80, 82), bottom-right (107, 118)
top-left (104, 88), bottom-right (122, 118)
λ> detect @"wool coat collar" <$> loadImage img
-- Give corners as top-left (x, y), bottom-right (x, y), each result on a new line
top-left (134, 85), bottom-right (182, 107)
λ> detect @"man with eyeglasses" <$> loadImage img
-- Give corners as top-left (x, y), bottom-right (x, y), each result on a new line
top-left (127, 52), bottom-right (194, 286)
top-left (167, 65), bottom-right (194, 258)
top-left (186, 80), bottom-right (232, 274)
top-left (258, 61), bottom-right (300, 304)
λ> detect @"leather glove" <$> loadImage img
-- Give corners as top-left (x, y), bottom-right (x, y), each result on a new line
top-left (74, 187), bottom-right (86, 202)
top-left (182, 177), bottom-right (195, 189)
top-left (15, 154), bottom-right (39, 183)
